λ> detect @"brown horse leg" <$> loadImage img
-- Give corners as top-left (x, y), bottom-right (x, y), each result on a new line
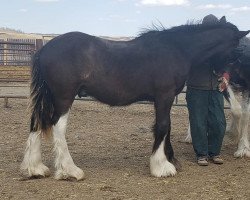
top-left (150, 92), bottom-right (179, 177)
top-left (52, 98), bottom-right (85, 180)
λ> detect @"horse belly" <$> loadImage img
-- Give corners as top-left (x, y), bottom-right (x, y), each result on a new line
top-left (85, 79), bottom-right (150, 106)
top-left (88, 87), bottom-right (137, 106)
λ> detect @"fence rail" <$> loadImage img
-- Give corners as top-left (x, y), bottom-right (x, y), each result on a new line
top-left (0, 86), bottom-right (230, 109)
top-left (0, 66), bottom-right (30, 82)
top-left (0, 39), bottom-right (43, 66)
top-left (0, 93), bottom-right (187, 108)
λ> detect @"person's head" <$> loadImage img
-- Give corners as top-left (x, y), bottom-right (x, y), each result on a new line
top-left (202, 14), bottom-right (219, 25)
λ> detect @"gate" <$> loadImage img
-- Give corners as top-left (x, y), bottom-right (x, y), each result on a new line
top-left (0, 39), bottom-right (43, 66)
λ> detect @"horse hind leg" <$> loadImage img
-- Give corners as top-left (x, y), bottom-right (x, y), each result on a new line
top-left (21, 131), bottom-right (50, 178)
top-left (53, 111), bottom-right (85, 180)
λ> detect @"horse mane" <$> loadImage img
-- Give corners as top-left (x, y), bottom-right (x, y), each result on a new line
top-left (137, 20), bottom-right (238, 39)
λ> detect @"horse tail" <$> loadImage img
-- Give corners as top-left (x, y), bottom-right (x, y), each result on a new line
top-left (29, 50), bottom-right (54, 138)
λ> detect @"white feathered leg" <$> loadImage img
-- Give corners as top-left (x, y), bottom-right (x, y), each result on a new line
top-left (227, 86), bottom-right (242, 140)
top-left (150, 136), bottom-right (177, 177)
top-left (21, 131), bottom-right (50, 177)
top-left (234, 92), bottom-right (250, 158)
top-left (53, 112), bottom-right (85, 180)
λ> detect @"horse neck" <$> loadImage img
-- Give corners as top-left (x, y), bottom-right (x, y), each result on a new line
top-left (177, 29), bottom-right (228, 65)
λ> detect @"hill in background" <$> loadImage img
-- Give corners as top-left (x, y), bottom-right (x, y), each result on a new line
top-left (0, 27), bottom-right (24, 33)
top-left (0, 27), bottom-right (133, 41)
top-left (0, 27), bottom-right (57, 40)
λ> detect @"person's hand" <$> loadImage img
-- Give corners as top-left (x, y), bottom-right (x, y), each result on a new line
top-left (218, 72), bottom-right (230, 92)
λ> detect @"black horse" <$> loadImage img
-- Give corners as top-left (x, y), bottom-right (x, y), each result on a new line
top-left (21, 16), bottom-right (249, 180)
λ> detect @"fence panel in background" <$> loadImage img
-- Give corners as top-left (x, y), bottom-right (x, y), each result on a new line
top-left (0, 39), bottom-right (43, 66)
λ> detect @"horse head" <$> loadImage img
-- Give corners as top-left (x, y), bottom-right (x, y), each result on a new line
top-left (211, 35), bottom-right (250, 90)
top-left (187, 16), bottom-right (250, 66)
top-left (212, 16), bottom-right (249, 48)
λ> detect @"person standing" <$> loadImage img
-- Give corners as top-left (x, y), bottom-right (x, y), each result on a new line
top-left (186, 14), bottom-right (229, 166)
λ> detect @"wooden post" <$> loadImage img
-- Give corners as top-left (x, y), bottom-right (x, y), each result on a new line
top-left (4, 97), bottom-right (9, 108)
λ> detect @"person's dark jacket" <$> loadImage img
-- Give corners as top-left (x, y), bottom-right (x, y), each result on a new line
top-left (186, 61), bottom-right (220, 90)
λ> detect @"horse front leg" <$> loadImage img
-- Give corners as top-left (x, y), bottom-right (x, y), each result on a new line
top-left (226, 86), bottom-right (242, 140)
top-left (234, 92), bottom-right (250, 158)
top-left (53, 111), bottom-right (85, 180)
top-left (150, 93), bottom-right (180, 177)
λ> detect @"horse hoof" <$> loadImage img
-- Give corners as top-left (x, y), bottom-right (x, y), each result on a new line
top-left (55, 166), bottom-right (85, 181)
top-left (21, 163), bottom-right (50, 178)
top-left (150, 157), bottom-right (177, 177)
top-left (234, 148), bottom-right (250, 158)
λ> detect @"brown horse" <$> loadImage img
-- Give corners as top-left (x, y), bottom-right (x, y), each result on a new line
top-left (21, 16), bottom-right (249, 180)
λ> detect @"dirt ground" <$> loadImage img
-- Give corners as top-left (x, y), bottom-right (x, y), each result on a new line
top-left (0, 97), bottom-right (249, 200)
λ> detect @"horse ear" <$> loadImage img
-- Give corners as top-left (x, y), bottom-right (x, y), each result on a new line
top-left (238, 30), bottom-right (250, 39)
top-left (219, 16), bottom-right (227, 23)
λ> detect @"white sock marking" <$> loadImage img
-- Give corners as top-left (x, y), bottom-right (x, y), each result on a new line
top-left (234, 93), bottom-right (250, 158)
top-left (21, 131), bottom-right (50, 177)
top-left (53, 112), bottom-right (84, 180)
top-left (227, 86), bottom-right (242, 118)
top-left (150, 137), bottom-right (176, 177)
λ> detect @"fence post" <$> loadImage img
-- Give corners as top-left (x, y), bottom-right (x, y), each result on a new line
top-left (3, 39), bottom-right (7, 65)
top-left (4, 97), bottom-right (9, 108)
top-left (35, 39), bottom-right (43, 51)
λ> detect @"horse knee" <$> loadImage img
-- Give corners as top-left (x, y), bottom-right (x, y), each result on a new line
top-left (153, 121), bottom-right (170, 139)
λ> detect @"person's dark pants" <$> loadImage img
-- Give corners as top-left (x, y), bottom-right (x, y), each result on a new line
top-left (186, 87), bottom-right (226, 159)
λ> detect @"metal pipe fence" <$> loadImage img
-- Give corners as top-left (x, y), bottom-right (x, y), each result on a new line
top-left (0, 88), bottom-right (230, 109)
top-left (0, 39), bottom-right (43, 66)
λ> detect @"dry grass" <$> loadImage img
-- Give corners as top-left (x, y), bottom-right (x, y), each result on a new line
top-left (0, 66), bottom-right (30, 81)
